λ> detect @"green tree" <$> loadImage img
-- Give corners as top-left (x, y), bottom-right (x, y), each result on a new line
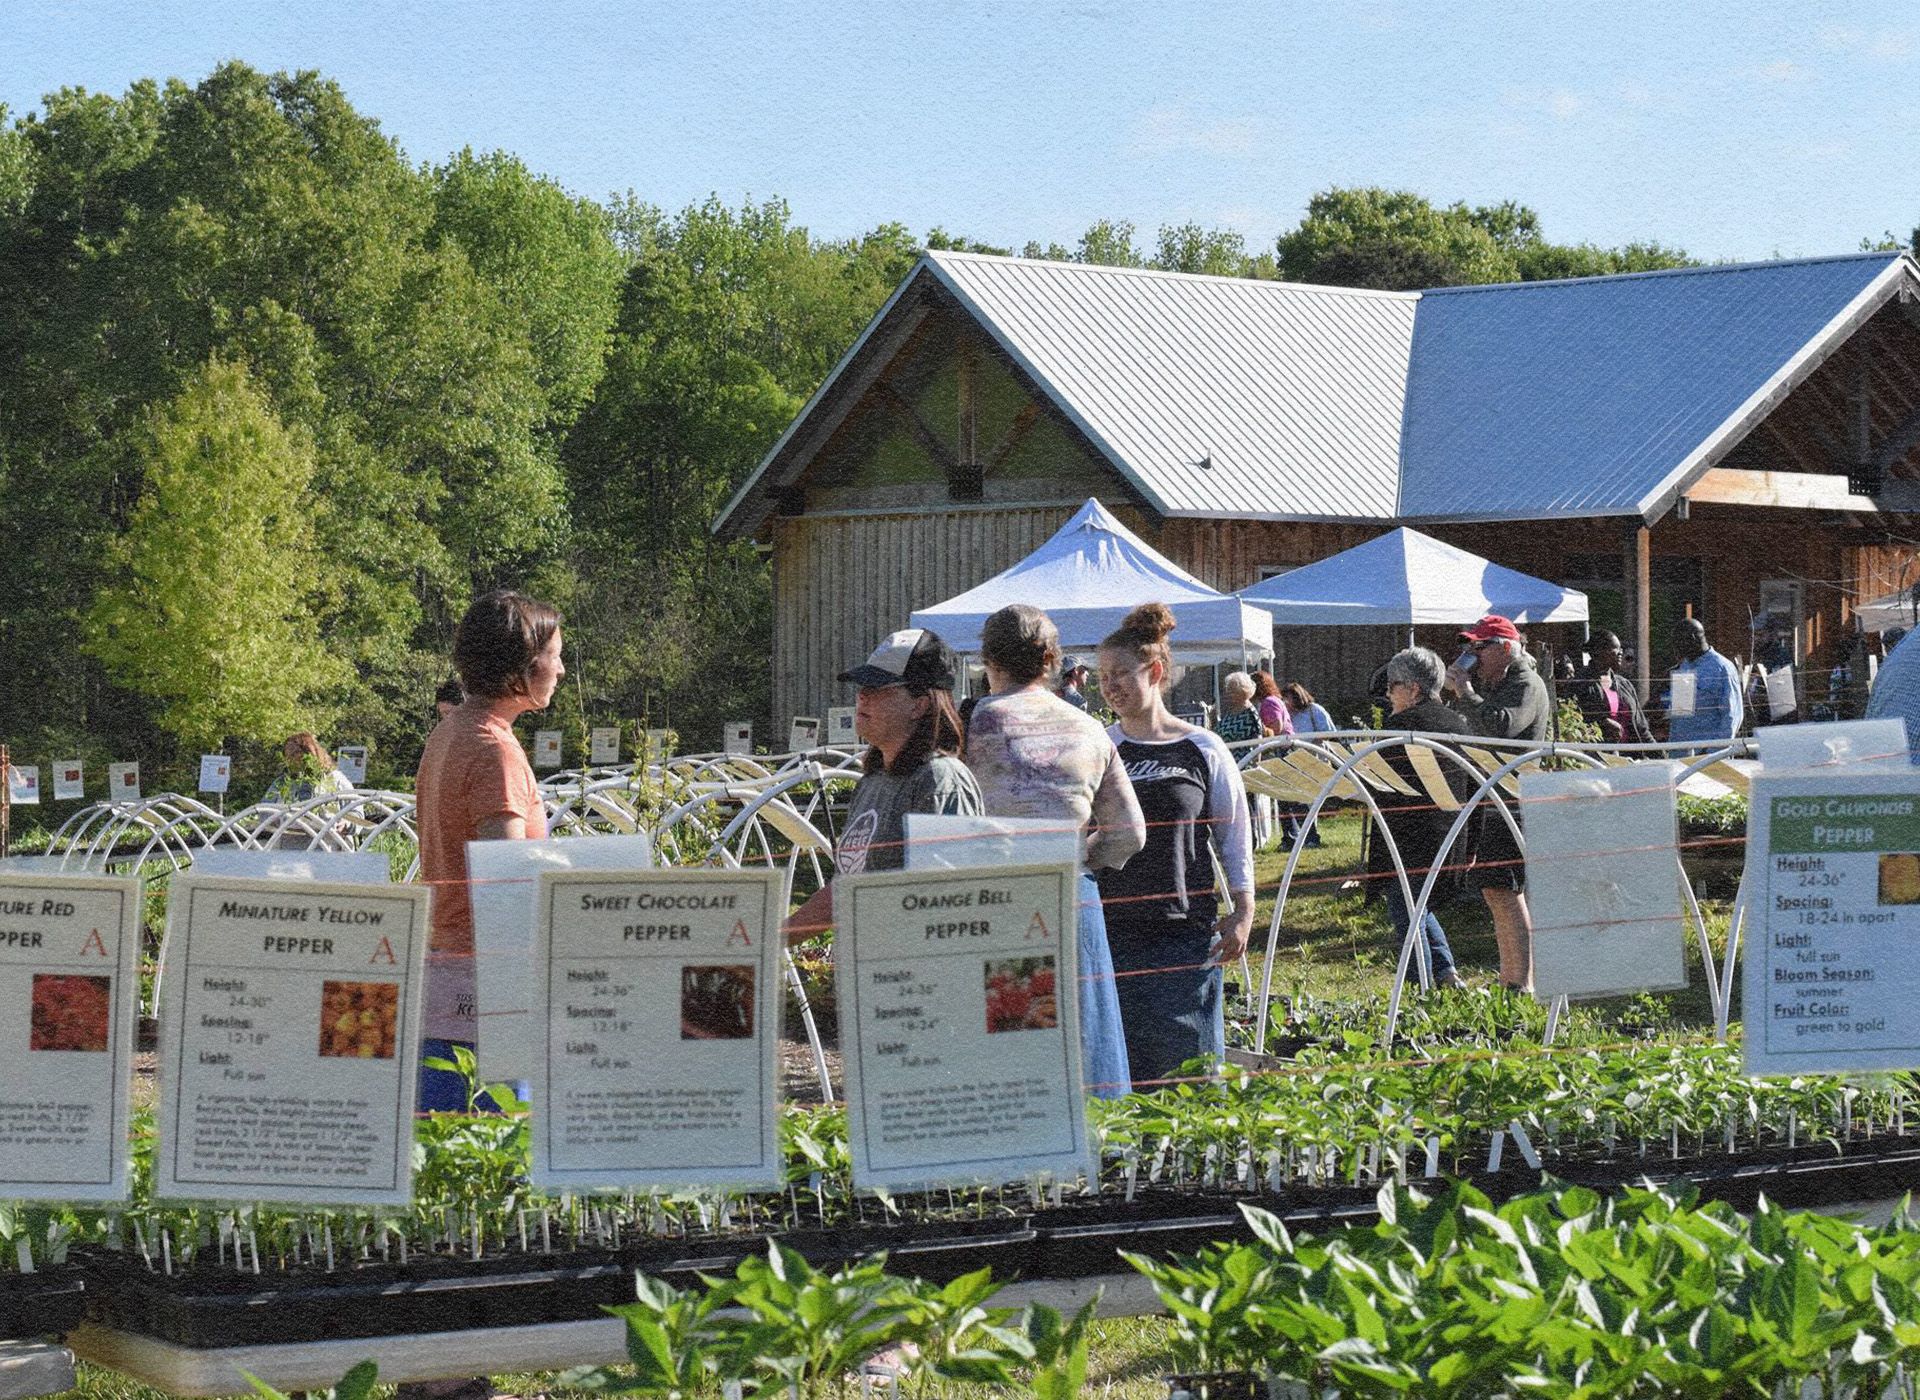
top-left (1276, 186), bottom-right (1518, 288)
top-left (84, 357), bottom-right (348, 749)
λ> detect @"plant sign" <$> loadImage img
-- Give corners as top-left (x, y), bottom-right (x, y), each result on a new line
top-left (1521, 762), bottom-right (1687, 999)
top-left (788, 717), bottom-right (821, 752)
top-left (52, 760), bottom-right (83, 801)
top-left (468, 833), bottom-right (655, 1081)
top-left (837, 861), bottom-right (1089, 1189)
top-left (1744, 768), bottom-right (1920, 1076)
top-left (532, 730), bottom-right (563, 769)
top-left (5, 764), bottom-right (39, 806)
top-left (827, 707), bottom-right (856, 746)
top-left (335, 745), bottom-right (369, 785)
top-left (723, 721), bottom-right (752, 756)
top-left (153, 876), bottom-right (429, 1205)
top-left (197, 755), bottom-right (231, 795)
top-left (590, 727), bottom-right (620, 765)
top-left (529, 867), bottom-right (784, 1190)
top-left (108, 762), bottom-right (140, 802)
top-left (0, 873), bottom-right (141, 1201)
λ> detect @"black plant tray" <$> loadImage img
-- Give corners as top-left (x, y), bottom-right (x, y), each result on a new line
top-left (76, 1215), bottom-right (1037, 1348)
top-left (0, 1267), bottom-right (86, 1339)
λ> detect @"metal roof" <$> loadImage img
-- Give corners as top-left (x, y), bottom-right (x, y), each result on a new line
top-left (712, 249), bottom-right (1919, 539)
top-left (1397, 251), bottom-right (1910, 521)
top-left (926, 252), bottom-right (1416, 520)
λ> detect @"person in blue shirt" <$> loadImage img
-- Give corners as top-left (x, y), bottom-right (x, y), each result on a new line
top-left (1866, 626), bottom-right (1920, 759)
top-left (1665, 618), bottom-right (1744, 747)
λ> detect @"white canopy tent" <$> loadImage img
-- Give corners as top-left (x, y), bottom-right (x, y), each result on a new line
top-left (1855, 587), bottom-right (1920, 635)
top-left (1237, 526), bottom-right (1588, 627)
top-left (909, 498), bottom-right (1275, 663)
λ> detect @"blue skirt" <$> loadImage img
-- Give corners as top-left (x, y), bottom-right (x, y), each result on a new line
top-left (1105, 921), bottom-right (1221, 1086)
top-left (1076, 873), bottom-right (1133, 1099)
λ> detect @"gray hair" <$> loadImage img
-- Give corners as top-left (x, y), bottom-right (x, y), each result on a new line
top-left (1385, 646), bottom-right (1445, 700)
top-left (1223, 670), bottom-right (1255, 702)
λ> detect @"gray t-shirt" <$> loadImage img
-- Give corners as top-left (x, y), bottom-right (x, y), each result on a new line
top-left (835, 754), bottom-right (982, 877)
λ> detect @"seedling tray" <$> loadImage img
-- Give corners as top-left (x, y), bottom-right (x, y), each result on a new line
top-left (0, 1271), bottom-right (86, 1341)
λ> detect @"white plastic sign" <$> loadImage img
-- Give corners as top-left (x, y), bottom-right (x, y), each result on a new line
top-left (192, 850), bottom-right (390, 884)
top-left (1758, 719), bottom-right (1910, 775)
top-left (590, 727), bottom-right (621, 765)
top-left (827, 707), bottom-right (857, 746)
top-left (906, 814), bottom-right (1084, 873)
top-left (532, 731), bottom-right (563, 769)
top-left (1521, 762), bottom-right (1687, 999)
top-left (335, 746), bottom-right (368, 785)
top-left (197, 755), bottom-right (231, 795)
top-left (52, 761), bottom-right (84, 801)
top-left (108, 762), bottom-right (140, 802)
top-left (788, 717), bottom-right (821, 752)
top-left (722, 721), bottom-right (753, 756)
top-left (644, 728), bottom-right (674, 760)
top-left (838, 862), bottom-right (1088, 1189)
top-left (0, 874), bottom-right (141, 1201)
top-left (1669, 671), bottom-right (1697, 719)
top-left (154, 876), bottom-right (429, 1204)
top-left (1744, 771), bottom-right (1920, 1076)
top-left (1764, 666), bottom-right (1797, 720)
top-left (6, 765), bottom-right (40, 806)
top-left (530, 868), bottom-right (783, 1190)
top-left (468, 833), bottom-right (655, 1080)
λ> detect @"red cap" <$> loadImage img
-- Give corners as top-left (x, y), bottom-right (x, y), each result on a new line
top-left (1458, 614), bottom-right (1522, 643)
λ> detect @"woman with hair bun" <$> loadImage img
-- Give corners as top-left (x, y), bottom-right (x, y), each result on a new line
top-left (1096, 602), bottom-right (1255, 1084)
top-left (967, 603), bottom-right (1145, 1099)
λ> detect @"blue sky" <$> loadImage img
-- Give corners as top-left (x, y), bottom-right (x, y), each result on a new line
top-left (4, 1), bottom-right (1915, 262)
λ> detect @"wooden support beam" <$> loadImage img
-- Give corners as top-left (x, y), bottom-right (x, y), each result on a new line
top-left (986, 402), bottom-right (1043, 472)
top-left (873, 381), bottom-right (957, 473)
top-left (1627, 525), bottom-right (1652, 699)
top-left (1684, 466), bottom-right (1920, 513)
top-left (953, 345), bottom-right (981, 500)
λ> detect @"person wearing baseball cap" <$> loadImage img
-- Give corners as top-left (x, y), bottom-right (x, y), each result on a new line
top-left (1057, 655), bottom-right (1092, 710)
top-left (785, 628), bottom-right (981, 942)
top-left (1443, 614), bottom-right (1550, 993)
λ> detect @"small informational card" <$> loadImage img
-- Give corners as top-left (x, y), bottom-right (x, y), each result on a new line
top-left (155, 877), bottom-right (429, 1204)
top-left (723, 721), bottom-right (753, 756)
top-left (53, 761), bottom-right (85, 801)
top-left (532, 730), bottom-right (563, 769)
top-left (197, 755), bottom-right (231, 795)
top-left (1764, 666), bottom-right (1797, 720)
top-left (906, 814), bottom-right (1083, 872)
top-left (827, 707), bottom-right (857, 747)
top-left (1521, 763), bottom-right (1688, 1000)
top-left (335, 746), bottom-right (369, 786)
top-left (788, 717), bottom-right (821, 752)
top-left (590, 727), bottom-right (621, 765)
top-left (0, 874), bottom-right (141, 1201)
top-left (530, 868), bottom-right (783, 1190)
top-left (6, 764), bottom-right (40, 805)
top-left (1758, 719), bottom-right (1910, 775)
top-left (838, 862), bottom-right (1088, 1189)
top-left (644, 728), bottom-right (675, 760)
top-left (1669, 671), bottom-right (1697, 719)
top-left (468, 833), bottom-right (655, 1081)
top-left (108, 762), bottom-right (140, 802)
top-left (1745, 770), bottom-right (1920, 1076)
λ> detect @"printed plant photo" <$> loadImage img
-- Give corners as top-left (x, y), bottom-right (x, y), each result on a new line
top-left (319, 980), bottom-right (399, 1058)
top-left (984, 956), bottom-right (1057, 1033)
top-left (680, 964), bottom-right (756, 1040)
top-left (30, 973), bottom-right (112, 1052)
top-left (1879, 853), bottom-right (1920, 905)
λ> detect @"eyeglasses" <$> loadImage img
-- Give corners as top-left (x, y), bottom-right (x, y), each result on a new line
top-left (1470, 639), bottom-right (1502, 651)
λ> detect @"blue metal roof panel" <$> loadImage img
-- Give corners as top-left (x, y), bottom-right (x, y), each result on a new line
top-left (1398, 252), bottom-right (1905, 520)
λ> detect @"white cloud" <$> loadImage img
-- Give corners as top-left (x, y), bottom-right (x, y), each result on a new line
top-left (1752, 59), bottom-right (1813, 83)
top-left (1501, 86), bottom-right (1587, 120)
top-left (1131, 103), bottom-right (1264, 158)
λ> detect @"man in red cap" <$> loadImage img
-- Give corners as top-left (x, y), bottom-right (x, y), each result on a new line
top-left (1444, 615), bottom-right (1551, 991)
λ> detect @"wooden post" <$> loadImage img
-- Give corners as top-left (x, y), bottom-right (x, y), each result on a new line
top-left (955, 344), bottom-right (980, 498)
top-left (1626, 524), bottom-right (1652, 699)
top-left (1, 742), bottom-right (10, 861)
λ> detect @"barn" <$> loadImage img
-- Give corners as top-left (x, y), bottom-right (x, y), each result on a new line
top-left (712, 249), bottom-right (1920, 728)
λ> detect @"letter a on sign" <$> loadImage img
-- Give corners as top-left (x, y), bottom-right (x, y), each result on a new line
top-left (1026, 911), bottom-right (1052, 940)
top-left (80, 928), bottom-right (109, 959)
top-left (369, 936), bottom-right (397, 965)
top-left (727, 920), bottom-right (752, 947)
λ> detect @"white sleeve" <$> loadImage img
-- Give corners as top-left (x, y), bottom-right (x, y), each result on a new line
top-left (1196, 731), bottom-right (1255, 894)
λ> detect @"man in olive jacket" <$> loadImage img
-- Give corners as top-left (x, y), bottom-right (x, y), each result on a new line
top-left (1443, 615), bottom-right (1549, 992)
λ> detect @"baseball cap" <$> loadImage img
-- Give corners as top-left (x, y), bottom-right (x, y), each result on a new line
top-left (1061, 655), bottom-right (1087, 674)
top-left (838, 628), bottom-right (958, 692)
top-left (1458, 615), bottom-right (1522, 643)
